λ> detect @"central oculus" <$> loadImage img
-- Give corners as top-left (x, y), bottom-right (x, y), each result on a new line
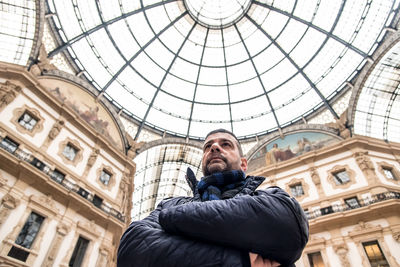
top-left (184, 0), bottom-right (252, 28)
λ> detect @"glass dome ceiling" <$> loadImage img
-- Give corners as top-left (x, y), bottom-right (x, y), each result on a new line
top-left (45, 0), bottom-right (399, 139)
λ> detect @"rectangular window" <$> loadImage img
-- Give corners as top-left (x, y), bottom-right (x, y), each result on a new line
top-left (93, 194), bottom-right (103, 208)
top-left (333, 170), bottom-right (350, 185)
top-left (69, 236), bottom-right (89, 267)
top-left (77, 187), bottom-right (89, 199)
top-left (320, 206), bottom-right (333, 215)
top-left (345, 197), bottom-right (360, 209)
top-left (363, 240), bottom-right (389, 267)
top-left (0, 137), bottom-right (19, 153)
top-left (382, 167), bottom-right (397, 180)
top-left (289, 183), bottom-right (304, 198)
top-left (50, 169), bottom-right (65, 183)
top-left (18, 111), bottom-right (38, 131)
top-left (99, 169), bottom-right (111, 186)
top-left (8, 212), bottom-right (45, 262)
top-left (307, 251), bottom-right (325, 267)
top-left (63, 143), bottom-right (78, 161)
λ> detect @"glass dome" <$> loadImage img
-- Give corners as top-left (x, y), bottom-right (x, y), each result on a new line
top-left (45, 0), bottom-right (399, 139)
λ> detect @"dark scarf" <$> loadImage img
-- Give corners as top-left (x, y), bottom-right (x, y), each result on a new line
top-left (197, 170), bottom-right (247, 201)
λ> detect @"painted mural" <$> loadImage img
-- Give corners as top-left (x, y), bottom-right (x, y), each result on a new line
top-left (249, 131), bottom-right (340, 169)
top-left (39, 78), bottom-right (123, 150)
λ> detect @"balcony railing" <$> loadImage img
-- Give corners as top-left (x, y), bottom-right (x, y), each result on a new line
top-left (306, 191), bottom-right (400, 220)
top-left (0, 137), bottom-right (125, 222)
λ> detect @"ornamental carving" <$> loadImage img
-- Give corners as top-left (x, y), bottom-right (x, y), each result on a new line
top-left (87, 148), bottom-right (100, 168)
top-left (309, 167), bottom-right (325, 197)
top-left (326, 109), bottom-right (351, 139)
top-left (29, 44), bottom-right (57, 76)
top-left (354, 151), bottom-right (378, 185)
top-left (393, 231), bottom-right (400, 242)
top-left (29, 194), bottom-right (59, 215)
top-left (1, 194), bottom-right (19, 209)
top-left (334, 244), bottom-right (350, 267)
top-left (126, 133), bottom-right (145, 159)
top-left (48, 119), bottom-right (65, 140)
top-left (0, 194), bottom-right (19, 227)
top-left (0, 81), bottom-right (22, 110)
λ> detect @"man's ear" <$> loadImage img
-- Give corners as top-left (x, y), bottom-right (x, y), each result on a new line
top-left (240, 157), bottom-right (248, 172)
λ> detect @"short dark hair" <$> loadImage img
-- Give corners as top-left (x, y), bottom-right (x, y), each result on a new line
top-left (204, 129), bottom-right (243, 156)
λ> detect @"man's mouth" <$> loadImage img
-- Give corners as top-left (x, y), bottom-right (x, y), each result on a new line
top-left (208, 157), bottom-right (225, 164)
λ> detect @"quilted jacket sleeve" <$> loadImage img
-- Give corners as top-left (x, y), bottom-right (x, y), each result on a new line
top-left (159, 186), bottom-right (309, 266)
top-left (117, 198), bottom-right (250, 267)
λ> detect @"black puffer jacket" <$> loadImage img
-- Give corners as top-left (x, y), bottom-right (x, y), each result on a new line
top-left (118, 176), bottom-right (309, 267)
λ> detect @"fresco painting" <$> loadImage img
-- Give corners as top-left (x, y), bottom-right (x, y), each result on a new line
top-left (251, 131), bottom-right (340, 167)
top-left (40, 78), bottom-right (123, 150)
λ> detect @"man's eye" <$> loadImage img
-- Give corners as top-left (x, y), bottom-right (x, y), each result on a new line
top-left (222, 143), bottom-right (231, 147)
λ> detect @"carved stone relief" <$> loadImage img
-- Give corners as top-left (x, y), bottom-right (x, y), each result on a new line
top-left (334, 244), bottom-right (350, 267)
top-left (309, 167), bottom-right (325, 197)
top-left (354, 151), bottom-right (378, 185)
top-left (42, 119), bottom-right (65, 149)
top-left (0, 81), bottom-right (22, 110)
top-left (0, 194), bottom-right (19, 227)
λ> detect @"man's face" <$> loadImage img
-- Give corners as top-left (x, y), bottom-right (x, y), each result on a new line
top-left (201, 132), bottom-right (247, 176)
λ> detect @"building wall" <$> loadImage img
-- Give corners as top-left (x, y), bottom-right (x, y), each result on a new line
top-left (252, 135), bottom-right (400, 267)
top-left (0, 64), bottom-right (135, 267)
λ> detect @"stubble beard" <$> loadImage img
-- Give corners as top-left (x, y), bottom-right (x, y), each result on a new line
top-left (202, 156), bottom-right (231, 176)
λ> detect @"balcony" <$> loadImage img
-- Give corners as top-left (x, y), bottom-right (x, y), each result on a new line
top-left (0, 136), bottom-right (125, 222)
top-left (306, 191), bottom-right (400, 220)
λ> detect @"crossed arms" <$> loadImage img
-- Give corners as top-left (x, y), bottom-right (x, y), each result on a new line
top-left (118, 187), bottom-right (308, 267)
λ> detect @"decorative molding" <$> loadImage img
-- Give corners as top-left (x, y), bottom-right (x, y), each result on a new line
top-left (327, 164), bottom-right (356, 190)
top-left (0, 81), bottom-right (22, 110)
top-left (29, 194), bottom-right (59, 216)
top-left (11, 105), bottom-right (44, 136)
top-left (57, 137), bottom-right (83, 167)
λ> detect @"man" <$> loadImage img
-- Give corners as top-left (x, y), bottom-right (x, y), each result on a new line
top-left (118, 129), bottom-right (309, 267)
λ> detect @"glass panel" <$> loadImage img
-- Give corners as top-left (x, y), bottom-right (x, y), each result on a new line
top-left (18, 112), bottom-right (37, 131)
top-left (290, 183), bottom-right (304, 197)
top-left (308, 251), bottom-right (325, 267)
top-left (69, 236), bottom-right (89, 267)
top-left (15, 212), bottom-right (45, 249)
top-left (362, 240), bottom-right (390, 267)
top-left (382, 168), bottom-right (397, 180)
top-left (100, 170), bottom-right (111, 185)
top-left (63, 144), bottom-right (78, 161)
top-left (0, 0), bottom-right (36, 65)
top-left (31, 0), bottom-right (399, 138)
top-left (333, 170), bottom-right (350, 185)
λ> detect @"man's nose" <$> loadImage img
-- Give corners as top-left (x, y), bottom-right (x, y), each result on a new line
top-left (210, 143), bottom-right (221, 152)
